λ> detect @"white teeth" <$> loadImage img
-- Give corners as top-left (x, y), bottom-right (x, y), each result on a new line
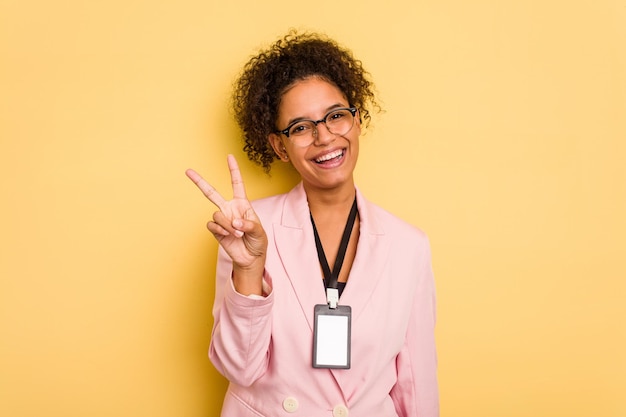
top-left (315, 150), bottom-right (343, 163)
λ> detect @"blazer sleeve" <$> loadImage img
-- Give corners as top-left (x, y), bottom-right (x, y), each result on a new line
top-left (390, 237), bottom-right (439, 417)
top-left (208, 246), bottom-right (274, 387)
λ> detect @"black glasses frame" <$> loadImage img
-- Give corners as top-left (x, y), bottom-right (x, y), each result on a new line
top-left (275, 107), bottom-right (358, 138)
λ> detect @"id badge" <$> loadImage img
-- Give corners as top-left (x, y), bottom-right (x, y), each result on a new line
top-left (312, 304), bottom-right (351, 369)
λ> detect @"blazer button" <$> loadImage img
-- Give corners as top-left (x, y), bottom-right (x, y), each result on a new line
top-left (332, 404), bottom-right (349, 417)
top-left (282, 397), bottom-right (299, 413)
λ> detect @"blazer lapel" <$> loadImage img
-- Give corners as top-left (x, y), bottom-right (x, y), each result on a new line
top-left (272, 184), bottom-right (327, 332)
top-left (339, 188), bottom-right (390, 323)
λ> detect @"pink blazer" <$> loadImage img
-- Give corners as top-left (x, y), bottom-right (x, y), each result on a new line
top-left (210, 183), bottom-right (438, 417)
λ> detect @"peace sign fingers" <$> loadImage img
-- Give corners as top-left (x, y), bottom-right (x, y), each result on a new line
top-left (185, 168), bottom-right (229, 211)
top-left (186, 154), bottom-right (249, 209)
top-left (186, 154), bottom-right (268, 281)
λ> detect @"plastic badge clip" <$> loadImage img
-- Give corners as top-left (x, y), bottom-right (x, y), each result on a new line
top-left (326, 288), bottom-right (339, 309)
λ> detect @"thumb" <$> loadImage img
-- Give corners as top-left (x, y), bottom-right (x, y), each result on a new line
top-left (232, 209), bottom-right (263, 237)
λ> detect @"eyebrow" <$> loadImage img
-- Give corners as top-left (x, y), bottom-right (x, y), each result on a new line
top-left (284, 103), bottom-right (347, 127)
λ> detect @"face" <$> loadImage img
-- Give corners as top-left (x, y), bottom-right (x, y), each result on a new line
top-left (269, 77), bottom-right (361, 194)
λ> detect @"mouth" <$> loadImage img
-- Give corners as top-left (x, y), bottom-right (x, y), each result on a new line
top-left (313, 149), bottom-right (345, 165)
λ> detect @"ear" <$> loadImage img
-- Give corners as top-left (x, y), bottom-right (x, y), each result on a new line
top-left (268, 133), bottom-right (290, 162)
top-left (353, 108), bottom-right (362, 135)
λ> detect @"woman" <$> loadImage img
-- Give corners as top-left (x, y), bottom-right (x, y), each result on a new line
top-left (186, 31), bottom-right (438, 417)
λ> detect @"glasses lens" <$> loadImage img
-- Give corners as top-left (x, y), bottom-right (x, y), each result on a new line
top-left (325, 109), bottom-right (354, 136)
top-left (288, 121), bottom-right (315, 147)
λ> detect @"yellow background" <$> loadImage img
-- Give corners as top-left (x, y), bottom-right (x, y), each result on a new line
top-left (1, 0), bottom-right (625, 416)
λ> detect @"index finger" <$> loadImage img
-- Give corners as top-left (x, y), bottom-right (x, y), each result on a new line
top-left (227, 154), bottom-right (248, 200)
top-left (185, 168), bottom-right (228, 210)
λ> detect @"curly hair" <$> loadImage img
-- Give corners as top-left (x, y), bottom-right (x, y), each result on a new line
top-left (231, 30), bottom-right (380, 172)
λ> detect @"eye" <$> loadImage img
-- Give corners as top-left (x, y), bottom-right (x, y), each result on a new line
top-left (328, 111), bottom-right (346, 121)
top-left (289, 122), bottom-right (312, 136)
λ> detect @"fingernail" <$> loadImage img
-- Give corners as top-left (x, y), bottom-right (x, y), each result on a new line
top-left (233, 219), bottom-right (242, 228)
top-left (234, 230), bottom-right (244, 238)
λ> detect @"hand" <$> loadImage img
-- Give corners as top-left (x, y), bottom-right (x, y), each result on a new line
top-left (186, 155), bottom-right (268, 277)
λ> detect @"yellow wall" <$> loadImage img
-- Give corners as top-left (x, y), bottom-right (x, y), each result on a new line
top-left (1, 1), bottom-right (624, 416)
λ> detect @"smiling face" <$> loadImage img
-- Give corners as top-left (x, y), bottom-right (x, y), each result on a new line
top-left (269, 77), bottom-right (361, 196)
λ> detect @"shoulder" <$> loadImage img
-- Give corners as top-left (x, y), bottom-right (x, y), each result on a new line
top-left (250, 182), bottom-right (308, 226)
top-left (250, 193), bottom-right (287, 224)
top-left (251, 192), bottom-right (287, 212)
top-left (360, 192), bottom-right (429, 246)
top-left (358, 193), bottom-right (432, 268)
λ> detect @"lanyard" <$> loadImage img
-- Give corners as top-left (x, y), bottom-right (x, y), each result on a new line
top-left (310, 196), bottom-right (358, 308)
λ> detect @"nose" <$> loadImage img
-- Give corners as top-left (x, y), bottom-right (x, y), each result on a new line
top-left (312, 122), bottom-right (336, 146)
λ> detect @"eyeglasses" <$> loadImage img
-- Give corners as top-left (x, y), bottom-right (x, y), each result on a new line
top-left (275, 107), bottom-right (358, 147)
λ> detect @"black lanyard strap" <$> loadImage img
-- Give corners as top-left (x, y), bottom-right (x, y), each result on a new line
top-left (310, 196), bottom-right (358, 290)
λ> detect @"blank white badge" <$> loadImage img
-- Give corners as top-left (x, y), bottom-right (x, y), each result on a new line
top-left (313, 304), bottom-right (351, 369)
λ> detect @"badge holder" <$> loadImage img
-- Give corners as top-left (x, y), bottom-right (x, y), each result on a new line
top-left (313, 289), bottom-right (352, 369)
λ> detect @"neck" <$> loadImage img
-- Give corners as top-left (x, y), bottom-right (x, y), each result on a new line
top-left (305, 181), bottom-right (356, 220)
